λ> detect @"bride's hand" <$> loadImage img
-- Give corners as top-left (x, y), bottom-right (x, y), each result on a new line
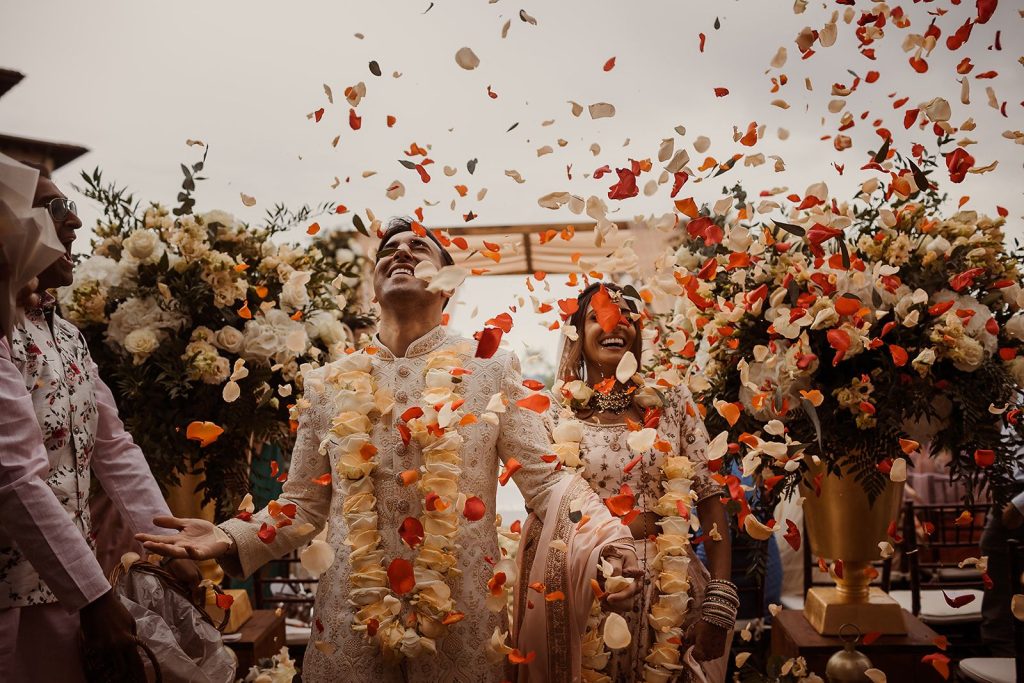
top-left (690, 619), bottom-right (729, 661)
top-left (600, 548), bottom-right (643, 613)
top-left (135, 516), bottom-right (233, 561)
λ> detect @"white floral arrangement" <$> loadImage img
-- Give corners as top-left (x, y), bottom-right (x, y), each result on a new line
top-left (241, 645), bottom-right (298, 683)
top-left (59, 159), bottom-right (372, 513)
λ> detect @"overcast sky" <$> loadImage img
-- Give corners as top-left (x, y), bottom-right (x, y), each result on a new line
top-left (3, 0), bottom-right (1020, 519)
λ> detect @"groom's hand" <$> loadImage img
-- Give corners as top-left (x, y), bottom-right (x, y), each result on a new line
top-left (601, 548), bottom-right (643, 612)
top-left (135, 516), bottom-right (234, 561)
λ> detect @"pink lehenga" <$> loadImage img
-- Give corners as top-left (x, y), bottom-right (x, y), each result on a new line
top-left (512, 385), bottom-right (730, 683)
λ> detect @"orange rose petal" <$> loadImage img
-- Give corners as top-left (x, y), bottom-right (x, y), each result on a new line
top-left (186, 421), bottom-right (224, 447)
top-left (516, 393), bottom-right (551, 414)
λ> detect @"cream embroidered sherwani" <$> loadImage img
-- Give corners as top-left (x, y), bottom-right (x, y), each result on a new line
top-left (220, 326), bottom-right (631, 682)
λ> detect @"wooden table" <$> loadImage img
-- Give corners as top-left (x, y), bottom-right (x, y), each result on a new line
top-left (771, 609), bottom-right (945, 681)
top-left (225, 609), bottom-right (286, 673)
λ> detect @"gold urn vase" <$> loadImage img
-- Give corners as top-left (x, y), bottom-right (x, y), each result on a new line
top-left (165, 469), bottom-right (224, 585)
top-left (799, 458), bottom-right (907, 635)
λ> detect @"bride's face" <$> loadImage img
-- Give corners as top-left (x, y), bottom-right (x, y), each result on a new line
top-left (581, 299), bottom-right (638, 377)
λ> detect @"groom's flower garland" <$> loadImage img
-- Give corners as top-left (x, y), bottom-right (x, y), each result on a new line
top-left (552, 378), bottom-right (700, 681)
top-left (324, 348), bottom-right (469, 660)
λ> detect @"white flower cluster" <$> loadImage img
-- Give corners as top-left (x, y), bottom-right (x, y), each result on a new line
top-left (106, 296), bottom-right (188, 365)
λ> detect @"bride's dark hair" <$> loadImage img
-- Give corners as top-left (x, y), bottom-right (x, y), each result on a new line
top-left (558, 281), bottom-right (644, 384)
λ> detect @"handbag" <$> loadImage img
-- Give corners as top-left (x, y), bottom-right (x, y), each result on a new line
top-left (82, 557), bottom-right (237, 683)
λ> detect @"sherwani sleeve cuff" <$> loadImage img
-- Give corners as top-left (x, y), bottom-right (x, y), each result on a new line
top-left (217, 518), bottom-right (269, 579)
top-left (1013, 490), bottom-right (1024, 516)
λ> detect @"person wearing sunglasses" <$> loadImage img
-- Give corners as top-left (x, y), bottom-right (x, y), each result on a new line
top-left (0, 163), bottom-right (201, 682)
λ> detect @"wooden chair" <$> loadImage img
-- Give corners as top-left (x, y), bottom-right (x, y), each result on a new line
top-left (889, 501), bottom-right (991, 627)
top-left (958, 539), bottom-right (1024, 683)
top-left (252, 551), bottom-right (319, 647)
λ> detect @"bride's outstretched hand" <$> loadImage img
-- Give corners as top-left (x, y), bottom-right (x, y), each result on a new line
top-left (135, 516), bottom-right (233, 561)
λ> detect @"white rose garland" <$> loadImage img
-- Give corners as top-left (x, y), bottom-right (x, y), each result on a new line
top-left (325, 348), bottom-right (472, 660)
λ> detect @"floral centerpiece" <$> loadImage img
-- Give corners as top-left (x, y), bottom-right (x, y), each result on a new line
top-left (60, 152), bottom-right (372, 516)
top-left (668, 149), bottom-right (1024, 510)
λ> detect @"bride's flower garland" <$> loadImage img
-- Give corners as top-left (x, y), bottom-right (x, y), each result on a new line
top-left (552, 378), bottom-right (699, 682)
top-left (323, 348), bottom-right (469, 660)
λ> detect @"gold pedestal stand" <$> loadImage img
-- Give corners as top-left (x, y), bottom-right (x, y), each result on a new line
top-left (804, 584), bottom-right (906, 635)
top-left (801, 460), bottom-right (907, 635)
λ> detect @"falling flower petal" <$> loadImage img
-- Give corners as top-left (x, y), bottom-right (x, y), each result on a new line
top-left (299, 540), bottom-right (336, 577)
top-left (516, 393), bottom-right (551, 414)
top-left (455, 47), bottom-right (480, 70)
top-left (186, 421), bottom-right (224, 447)
top-left (603, 612), bottom-right (632, 650)
top-left (615, 351), bottom-right (638, 384)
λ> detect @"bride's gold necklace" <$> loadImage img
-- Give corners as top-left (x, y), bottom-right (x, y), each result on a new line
top-left (587, 384), bottom-right (633, 414)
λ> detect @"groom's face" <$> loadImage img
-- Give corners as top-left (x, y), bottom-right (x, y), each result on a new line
top-left (372, 230), bottom-right (450, 310)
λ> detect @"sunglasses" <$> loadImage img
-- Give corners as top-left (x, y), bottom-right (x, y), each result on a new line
top-left (44, 197), bottom-right (77, 222)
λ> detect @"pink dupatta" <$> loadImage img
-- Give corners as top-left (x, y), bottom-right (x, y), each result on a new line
top-left (512, 474), bottom-right (627, 682)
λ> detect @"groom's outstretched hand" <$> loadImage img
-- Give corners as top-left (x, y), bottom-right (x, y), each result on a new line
top-left (601, 548), bottom-right (643, 612)
top-left (135, 516), bottom-right (234, 561)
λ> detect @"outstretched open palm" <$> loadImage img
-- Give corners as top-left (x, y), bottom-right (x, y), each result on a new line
top-left (135, 516), bottom-right (233, 561)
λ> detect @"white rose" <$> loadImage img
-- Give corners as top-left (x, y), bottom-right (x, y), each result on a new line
top-left (122, 229), bottom-right (165, 263)
top-left (334, 247), bottom-right (356, 263)
top-left (1005, 357), bottom-right (1024, 389)
top-left (124, 328), bottom-right (160, 363)
top-left (1005, 314), bottom-right (1024, 342)
top-left (201, 210), bottom-right (237, 229)
top-left (280, 270), bottom-right (312, 312)
top-left (552, 419), bottom-right (584, 443)
top-left (305, 311), bottom-right (347, 347)
top-left (215, 326), bottom-right (245, 354)
top-left (74, 255), bottom-right (126, 288)
top-left (243, 326), bottom-right (285, 365)
top-left (242, 309), bottom-right (306, 365)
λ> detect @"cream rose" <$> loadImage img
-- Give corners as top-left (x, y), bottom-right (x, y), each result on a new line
top-left (124, 328), bottom-right (160, 363)
top-left (122, 229), bottom-right (165, 263)
top-left (280, 270), bottom-right (312, 312)
top-left (215, 325), bottom-right (245, 353)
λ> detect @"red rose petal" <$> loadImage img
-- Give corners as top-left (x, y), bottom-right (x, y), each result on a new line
top-left (387, 558), bottom-right (416, 595)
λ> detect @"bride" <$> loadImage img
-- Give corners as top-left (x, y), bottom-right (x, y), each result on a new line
top-left (513, 282), bottom-right (735, 682)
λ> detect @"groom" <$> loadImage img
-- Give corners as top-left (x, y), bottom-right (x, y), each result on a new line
top-left (138, 218), bottom-right (639, 682)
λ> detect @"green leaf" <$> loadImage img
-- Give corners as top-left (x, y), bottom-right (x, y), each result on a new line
top-left (839, 239), bottom-right (851, 269)
top-left (353, 214), bottom-right (369, 236)
top-left (909, 159), bottom-right (929, 193)
top-left (398, 159), bottom-right (417, 170)
top-left (772, 220), bottom-right (806, 237)
top-left (873, 136), bottom-right (891, 164)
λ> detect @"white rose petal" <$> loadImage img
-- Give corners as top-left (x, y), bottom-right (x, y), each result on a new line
top-left (706, 430), bottom-right (729, 461)
top-left (626, 428), bottom-right (657, 454)
top-left (426, 265), bottom-right (469, 293)
top-left (455, 47), bottom-right (480, 70)
top-left (223, 381), bottom-right (241, 403)
top-left (602, 612), bottom-right (631, 650)
top-left (890, 458), bottom-right (907, 482)
top-left (299, 539), bottom-right (336, 577)
top-left (615, 351), bottom-right (638, 384)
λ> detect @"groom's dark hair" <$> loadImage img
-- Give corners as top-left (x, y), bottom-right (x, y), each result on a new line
top-left (376, 216), bottom-right (456, 308)
top-left (376, 217), bottom-right (455, 267)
